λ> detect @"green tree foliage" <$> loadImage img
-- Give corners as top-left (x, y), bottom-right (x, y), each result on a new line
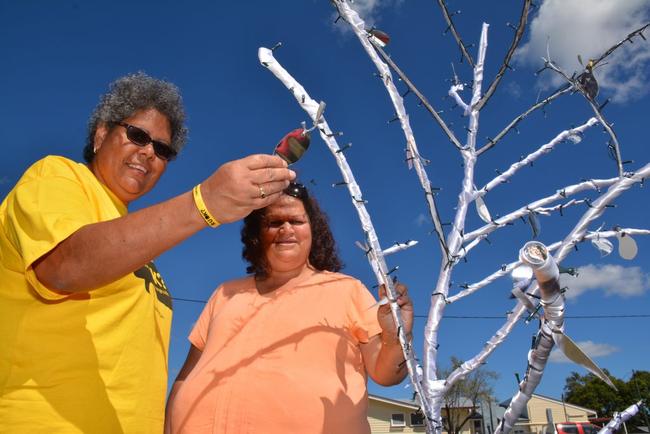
top-left (564, 370), bottom-right (649, 429)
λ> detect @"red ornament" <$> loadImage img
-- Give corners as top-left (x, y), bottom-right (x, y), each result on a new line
top-left (274, 128), bottom-right (310, 164)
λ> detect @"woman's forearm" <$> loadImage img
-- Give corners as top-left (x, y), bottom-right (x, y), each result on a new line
top-left (33, 191), bottom-right (206, 292)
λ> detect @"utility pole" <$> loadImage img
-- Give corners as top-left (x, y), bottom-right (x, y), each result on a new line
top-left (488, 396), bottom-right (495, 434)
top-left (632, 370), bottom-right (650, 431)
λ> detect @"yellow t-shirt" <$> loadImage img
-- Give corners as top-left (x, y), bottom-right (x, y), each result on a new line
top-left (167, 271), bottom-right (382, 434)
top-left (0, 156), bottom-right (173, 433)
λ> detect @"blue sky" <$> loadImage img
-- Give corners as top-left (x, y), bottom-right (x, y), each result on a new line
top-left (2, 0), bottom-right (649, 406)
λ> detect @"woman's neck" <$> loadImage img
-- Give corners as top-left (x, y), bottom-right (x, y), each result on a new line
top-left (256, 264), bottom-right (316, 294)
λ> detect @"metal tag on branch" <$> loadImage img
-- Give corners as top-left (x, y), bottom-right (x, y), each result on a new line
top-left (616, 232), bottom-right (638, 260)
top-left (475, 194), bottom-right (492, 223)
top-left (528, 210), bottom-right (541, 239)
top-left (551, 329), bottom-right (617, 390)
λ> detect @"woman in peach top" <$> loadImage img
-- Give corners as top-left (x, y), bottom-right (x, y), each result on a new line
top-left (165, 182), bottom-right (413, 434)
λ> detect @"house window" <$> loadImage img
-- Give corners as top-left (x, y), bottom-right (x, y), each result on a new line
top-left (411, 412), bottom-right (425, 426)
top-left (391, 413), bottom-right (406, 427)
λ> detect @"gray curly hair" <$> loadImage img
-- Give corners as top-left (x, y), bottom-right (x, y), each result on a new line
top-left (84, 72), bottom-right (188, 163)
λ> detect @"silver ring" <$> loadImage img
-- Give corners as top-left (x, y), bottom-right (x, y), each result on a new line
top-left (258, 185), bottom-right (266, 199)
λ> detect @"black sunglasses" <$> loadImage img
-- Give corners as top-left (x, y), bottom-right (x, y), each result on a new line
top-left (284, 182), bottom-right (308, 199)
top-left (116, 122), bottom-right (177, 161)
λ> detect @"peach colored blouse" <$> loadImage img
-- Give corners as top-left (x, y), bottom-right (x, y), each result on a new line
top-left (168, 271), bottom-right (382, 434)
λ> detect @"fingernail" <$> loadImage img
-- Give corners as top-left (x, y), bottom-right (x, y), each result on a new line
top-left (289, 169), bottom-right (297, 179)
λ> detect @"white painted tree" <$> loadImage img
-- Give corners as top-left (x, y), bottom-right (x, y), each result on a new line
top-left (259, 1), bottom-right (649, 433)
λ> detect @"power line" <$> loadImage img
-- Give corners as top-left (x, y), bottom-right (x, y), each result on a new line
top-left (170, 297), bottom-right (650, 319)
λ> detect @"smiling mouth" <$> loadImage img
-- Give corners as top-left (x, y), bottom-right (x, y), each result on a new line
top-left (126, 163), bottom-right (148, 175)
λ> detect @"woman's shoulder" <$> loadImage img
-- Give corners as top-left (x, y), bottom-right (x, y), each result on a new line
top-left (23, 155), bottom-right (88, 180)
top-left (213, 275), bottom-right (256, 297)
top-left (312, 270), bottom-right (367, 289)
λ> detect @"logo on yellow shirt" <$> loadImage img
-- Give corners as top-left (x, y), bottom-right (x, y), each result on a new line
top-left (134, 262), bottom-right (172, 310)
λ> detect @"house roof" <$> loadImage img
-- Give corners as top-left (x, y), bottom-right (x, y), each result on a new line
top-left (369, 394), bottom-right (481, 411)
top-left (498, 394), bottom-right (597, 417)
top-left (531, 394), bottom-right (598, 415)
top-left (368, 394), bottom-right (420, 410)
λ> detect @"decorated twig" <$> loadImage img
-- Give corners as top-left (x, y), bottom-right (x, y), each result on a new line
top-left (371, 42), bottom-right (464, 150)
top-left (333, 0), bottom-right (449, 260)
top-left (478, 22), bottom-right (648, 156)
top-left (436, 0), bottom-right (474, 66)
top-left (463, 176), bottom-right (621, 246)
top-left (449, 226), bottom-right (649, 304)
top-left (258, 46), bottom-right (434, 427)
top-left (598, 401), bottom-right (646, 434)
top-left (591, 23), bottom-right (650, 66)
top-left (541, 58), bottom-right (625, 177)
top-left (474, 0), bottom-right (532, 112)
top-left (419, 23), bottom-right (490, 433)
top-left (477, 85), bottom-right (573, 155)
top-left (478, 118), bottom-right (598, 195)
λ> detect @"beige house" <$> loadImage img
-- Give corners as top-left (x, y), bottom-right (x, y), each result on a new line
top-left (500, 394), bottom-right (598, 434)
top-left (368, 393), bottom-right (597, 434)
top-left (368, 394), bottom-right (482, 434)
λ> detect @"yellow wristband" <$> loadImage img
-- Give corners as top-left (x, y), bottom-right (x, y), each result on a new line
top-left (192, 184), bottom-right (220, 228)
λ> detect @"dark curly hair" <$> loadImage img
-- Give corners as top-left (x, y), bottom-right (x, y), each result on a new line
top-left (83, 72), bottom-right (187, 163)
top-left (241, 182), bottom-right (343, 278)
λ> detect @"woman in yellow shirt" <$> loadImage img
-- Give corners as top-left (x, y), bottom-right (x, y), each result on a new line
top-left (0, 72), bottom-right (294, 433)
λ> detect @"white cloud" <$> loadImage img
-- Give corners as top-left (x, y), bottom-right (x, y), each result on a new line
top-left (516, 0), bottom-right (650, 102)
top-left (549, 340), bottom-right (619, 363)
top-left (414, 213), bottom-right (428, 227)
top-left (505, 82), bottom-right (523, 99)
top-left (560, 264), bottom-right (650, 300)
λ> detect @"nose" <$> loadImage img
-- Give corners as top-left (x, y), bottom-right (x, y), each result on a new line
top-left (137, 142), bottom-right (156, 160)
top-left (278, 221), bottom-right (293, 232)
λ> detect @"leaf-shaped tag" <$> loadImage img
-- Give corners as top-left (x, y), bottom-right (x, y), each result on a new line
top-left (591, 238), bottom-right (613, 257)
top-left (617, 233), bottom-right (638, 260)
top-left (475, 195), bottom-right (492, 223)
top-left (552, 331), bottom-right (617, 390)
top-left (528, 211), bottom-right (541, 239)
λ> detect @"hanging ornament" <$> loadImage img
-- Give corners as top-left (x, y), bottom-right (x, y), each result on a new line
top-left (274, 128), bottom-right (310, 164)
top-left (591, 237), bottom-right (614, 257)
top-left (617, 232), bottom-right (638, 260)
top-left (528, 210), bottom-right (541, 239)
top-left (551, 329), bottom-right (617, 390)
top-left (368, 28), bottom-right (390, 47)
top-left (576, 59), bottom-right (599, 100)
top-left (475, 194), bottom-right (492, 223)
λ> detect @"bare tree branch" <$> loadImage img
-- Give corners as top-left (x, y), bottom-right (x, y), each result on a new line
top-left (477, 84), bottom-right (573, 155)
top-left (477, 22), bottom-right (649, 156)
top-left (436, 0), bottom-right (474, 66)
top-left (474, 0), bottom-right (532, 112)
top-left (372, 42), bottom-right (464, 150)
top-left (479, 118), bottom-right (598, 194)
top-left (591, 23), bottom-right (650, 67)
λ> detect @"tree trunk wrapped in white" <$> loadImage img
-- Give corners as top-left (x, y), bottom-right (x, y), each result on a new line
top-left (261, 2), bottom-right (650, 433)
top-left (597, 401), bottom-right (645, 434)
